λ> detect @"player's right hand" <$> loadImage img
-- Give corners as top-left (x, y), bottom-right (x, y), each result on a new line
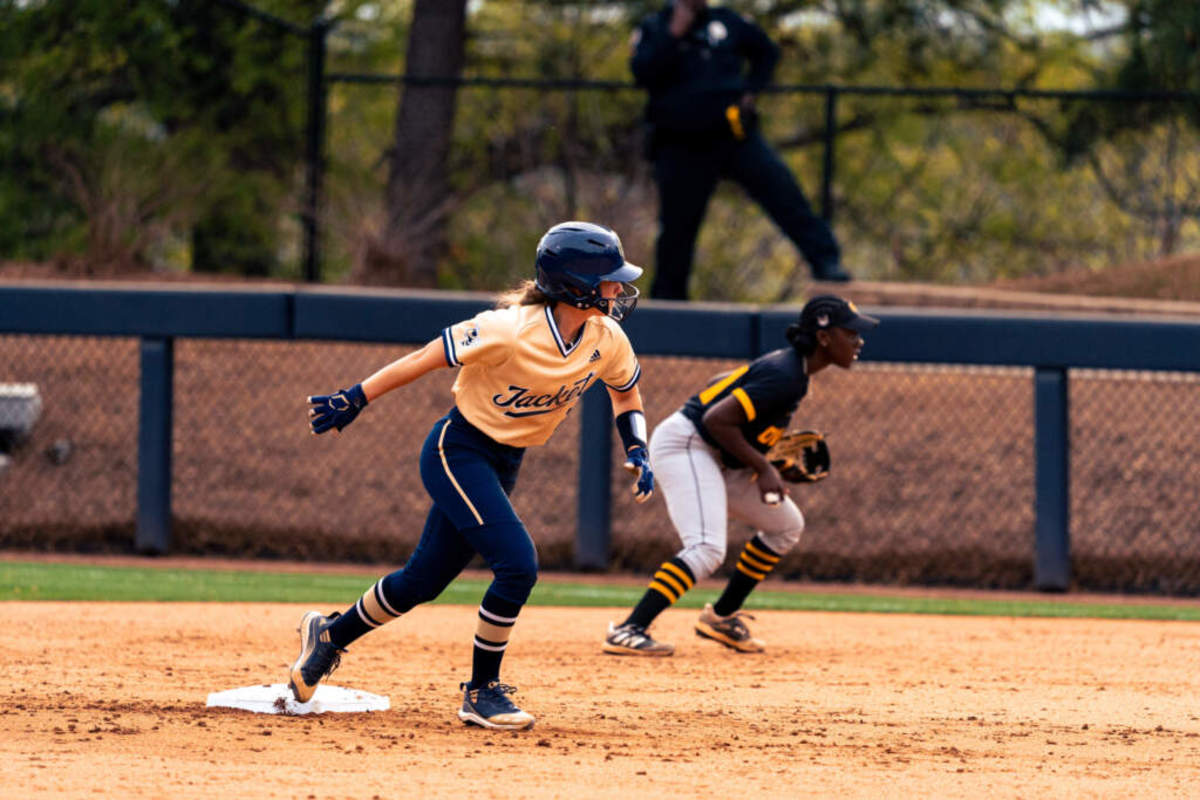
top-left (308, 383), bottom-right (368, 434)
top-left (755, 463), bottom-right (787, 506)
top-left (623, 446), bottom-right (654, 504)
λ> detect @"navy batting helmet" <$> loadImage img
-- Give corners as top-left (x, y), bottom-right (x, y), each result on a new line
top-left (534, 221), bottom-right (642, 321)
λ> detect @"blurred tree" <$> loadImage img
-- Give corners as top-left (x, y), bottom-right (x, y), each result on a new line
top-left (360, 0), bottom-right (467, 287)
top-left (435, 1), bottom-right (649, 289)
top-left (0, 0), bottom-right (315, 274)
top-left (169, 0), bottom-right (315, 276)
top-left (4, 0), bottom-right (1199, 289)
top-left (1023, 1), bottom-right (1200, 259)
top-left (1114, 0), bottom-right (1200, 93)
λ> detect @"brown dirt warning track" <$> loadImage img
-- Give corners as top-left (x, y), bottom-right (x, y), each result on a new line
top-left (3, 602), bottom-right (1200, 799)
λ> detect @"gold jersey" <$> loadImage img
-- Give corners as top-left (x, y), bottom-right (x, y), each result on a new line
top-left (440, 303), bottom-right (641, 447)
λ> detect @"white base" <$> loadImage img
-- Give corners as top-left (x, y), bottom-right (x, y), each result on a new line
top-left (206, 683), bottom-right (390, 715)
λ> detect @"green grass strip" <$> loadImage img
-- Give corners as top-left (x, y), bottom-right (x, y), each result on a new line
top-left (1, 560), bottom-right (1198, 620)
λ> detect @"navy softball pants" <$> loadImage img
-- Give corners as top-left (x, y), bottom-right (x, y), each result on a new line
top-left (379, 407), bottom-right (537, 610)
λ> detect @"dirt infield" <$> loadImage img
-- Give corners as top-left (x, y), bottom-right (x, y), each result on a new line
top-left (4, 602), bottom-right (1200, 799)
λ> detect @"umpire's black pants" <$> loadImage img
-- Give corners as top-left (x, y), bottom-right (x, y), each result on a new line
top-left (650, 131), bottom-right (841, 300)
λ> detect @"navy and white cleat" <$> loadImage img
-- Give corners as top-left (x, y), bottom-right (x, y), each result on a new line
top-left (288, 610), bottom-right (345, 703)
top-left (457, 681), bottom-right (535, 730)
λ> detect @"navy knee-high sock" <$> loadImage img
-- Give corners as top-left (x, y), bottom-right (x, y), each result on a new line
top-left (469, 590), bottom-right (522, 689)
top-left (325, 575), bottom-right (408, 649)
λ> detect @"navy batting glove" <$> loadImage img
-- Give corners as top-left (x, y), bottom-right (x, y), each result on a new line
top-left (308, 383), bottom-right (368, 434)
top-left (623, 446), bottom-right (654, 504)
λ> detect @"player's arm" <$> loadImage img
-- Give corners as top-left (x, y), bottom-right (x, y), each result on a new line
top-left (701, 395), bottom-right (786, 503)
top-left (361, 339), bottom-right (450, 400)
top-left (308, 339), bottom-right (449, 435)
top-left (608, 385), bottom-right (654, 504)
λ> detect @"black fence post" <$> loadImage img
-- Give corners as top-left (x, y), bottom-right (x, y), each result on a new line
top-left (821, 85), bottom-right (838, 222)
top-left (302, 18), bottom-right (331, 284)
top-left (575, 383), bottom-right (613, 570)
top-left (136, 337), bottom-right (174, 554)
top-left (1034, 367), bottom-right (1070, 591)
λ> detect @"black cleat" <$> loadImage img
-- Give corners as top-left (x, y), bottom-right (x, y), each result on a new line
top-left (602, 621), bottom-right (675, 656)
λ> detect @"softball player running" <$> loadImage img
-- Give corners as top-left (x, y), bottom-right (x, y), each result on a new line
top-left (603, 295), bottom-right (878, 655)
top-left (290, 221), bottom-right (654, 730)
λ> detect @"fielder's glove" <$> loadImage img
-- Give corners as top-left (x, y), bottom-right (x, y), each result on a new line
top-left (308, 384), bottom-right (368, 434)
top-left (623, 446), bottom-right (654, 503)
top-left (767, 430), bottom-right (830, 483)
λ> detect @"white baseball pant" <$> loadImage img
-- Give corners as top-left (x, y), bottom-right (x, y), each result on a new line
top-left (648, 411), bottom-right (805, 580)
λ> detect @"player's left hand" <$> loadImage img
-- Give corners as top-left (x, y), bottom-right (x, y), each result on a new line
top-left (308, 383), bottom-right (368, 434)
top-left (623, 446), bottom-right (654, 504)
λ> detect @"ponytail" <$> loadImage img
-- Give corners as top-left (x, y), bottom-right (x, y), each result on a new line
top-left (495, 279), bottom-right (551, 309)
top-left (786, 323), bottom-right (817, 356)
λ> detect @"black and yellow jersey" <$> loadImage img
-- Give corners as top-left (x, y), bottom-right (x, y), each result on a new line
top-left (679, 347), bottom-right (809, 468)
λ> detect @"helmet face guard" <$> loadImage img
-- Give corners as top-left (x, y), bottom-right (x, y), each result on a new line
top-left (534, 222), bottom-right (643, 321)
top-left (589, 281), bottom-right (640, 322)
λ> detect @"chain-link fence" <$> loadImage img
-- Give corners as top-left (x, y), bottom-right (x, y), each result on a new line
top-left (611, 359), bottom-right (1039, 587)
top-left (1, 335), bottom-right (140, 548)
top-left (1070, 369), bottom-right (1200, 593)
top-left (3, 334), bottom-right (1198, 593)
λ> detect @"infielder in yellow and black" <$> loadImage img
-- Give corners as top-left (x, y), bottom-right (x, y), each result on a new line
top-left (603, 295), bottom-right (878, 655)
top-left (291, 222), bottom-right (654, 730)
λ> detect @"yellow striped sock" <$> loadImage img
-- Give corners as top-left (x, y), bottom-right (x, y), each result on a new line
top-left (736, 539), bottom-right (781, 580)
top-left (648, 559), bottom-right (695, 604)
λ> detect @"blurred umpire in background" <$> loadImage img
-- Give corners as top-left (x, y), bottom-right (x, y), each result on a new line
top-left (632, 0), bottom-right (852, 300)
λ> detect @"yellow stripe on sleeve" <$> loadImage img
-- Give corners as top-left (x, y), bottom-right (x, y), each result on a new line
top-left (698, 365), bottom-right (749, 405)
top-left (731, 387), bottom-right (756, 421)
